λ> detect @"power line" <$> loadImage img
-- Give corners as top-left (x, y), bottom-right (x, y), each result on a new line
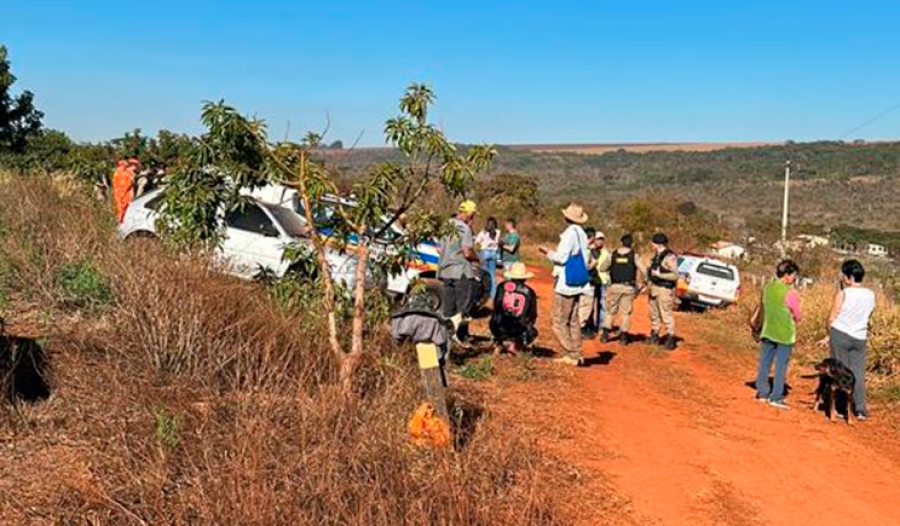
top-left (839, 100), bottom-right (900, 139)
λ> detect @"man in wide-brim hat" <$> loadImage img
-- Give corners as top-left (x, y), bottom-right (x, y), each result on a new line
top-left (539, 203), bottom-right (591, 366)
top-left (489, 262), bottom-right (538, 355)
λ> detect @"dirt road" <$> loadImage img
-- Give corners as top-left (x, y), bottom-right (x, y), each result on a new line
top-left (492, 269), bottom-right (900, 526)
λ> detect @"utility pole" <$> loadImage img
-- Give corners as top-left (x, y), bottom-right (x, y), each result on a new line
top-left (780, 160), bottom-right (791, 256)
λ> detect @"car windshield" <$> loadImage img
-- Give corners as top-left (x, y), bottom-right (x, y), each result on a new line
top-left (697, 262), bottom-right (735, 281)
top-left (263, 203), bottom-right (308, 238)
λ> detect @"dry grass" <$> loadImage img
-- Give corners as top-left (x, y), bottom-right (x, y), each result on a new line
top-left (0, 175), bottom-right (571, 525)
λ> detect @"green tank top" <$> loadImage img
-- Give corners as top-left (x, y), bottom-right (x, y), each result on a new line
top-left (761, 281), bottom-right (796, 345)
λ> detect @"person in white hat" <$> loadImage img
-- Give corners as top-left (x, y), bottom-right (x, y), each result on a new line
top-left (539, 203), bottom-right (591, 366)
top-left (489, 262), bottom-right (538, 354)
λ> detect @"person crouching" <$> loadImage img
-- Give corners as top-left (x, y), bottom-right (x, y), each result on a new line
top-left (490, 263), bottom-right (539, 355)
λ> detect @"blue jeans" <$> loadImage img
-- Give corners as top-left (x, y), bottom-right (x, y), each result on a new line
top-left (755, 339), bottom-right (793, 401)
top-left (480, 249), bottom-right (498, 300)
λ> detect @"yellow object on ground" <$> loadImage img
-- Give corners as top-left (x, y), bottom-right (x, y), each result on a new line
top-left (408, 402), bottom-right (451, 448)
top-left (416, 343), bottom-right (440, 370)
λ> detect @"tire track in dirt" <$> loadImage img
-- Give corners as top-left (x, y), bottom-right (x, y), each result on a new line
top-left (514, 268), bottom-right (900, 526)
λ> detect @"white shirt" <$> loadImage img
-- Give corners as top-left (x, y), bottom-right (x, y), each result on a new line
top-left (475, 230), bottom-right (500, 252)
top-left (547, 224), bottom-right (591, 296)
top-left (832, 287), bottom-right (876, 341)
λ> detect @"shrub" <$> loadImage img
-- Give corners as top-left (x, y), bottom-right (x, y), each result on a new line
top-left (55, 259), bottom-right (112, 309)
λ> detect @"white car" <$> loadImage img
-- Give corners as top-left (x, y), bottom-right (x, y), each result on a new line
top-left (117, 189), bottom-right (361, 287)
top-left (675, 255), bottom-right (741, 308)
top-left (247, 185), bottom-right (445, 297)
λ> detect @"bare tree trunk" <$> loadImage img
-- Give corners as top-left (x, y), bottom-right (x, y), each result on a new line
top-left (295, 152), bottom-right (344, 362)
top-left (340, 236), bottom-right (369, 398)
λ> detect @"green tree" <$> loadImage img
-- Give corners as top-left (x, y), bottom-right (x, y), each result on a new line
top-left (159, 84), bottom-right (495, 397)
top-left (0, 45), bottom-right (43, 153)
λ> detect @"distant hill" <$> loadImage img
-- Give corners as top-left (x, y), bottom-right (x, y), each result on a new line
top-left (319, 140), bottom-right (900, 234)
top-left (504, 142), bottom-right (781, 155)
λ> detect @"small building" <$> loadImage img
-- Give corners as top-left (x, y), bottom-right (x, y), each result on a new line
top-left (797, 234), bottom-right (830, 248)
top-left (710, 241), bottom-right (746, 260)
top-left (868, 243), bottom-right (888, 257)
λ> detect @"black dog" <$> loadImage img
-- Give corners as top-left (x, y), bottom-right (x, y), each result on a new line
top-left (811, 358), bottom-right (856, 425)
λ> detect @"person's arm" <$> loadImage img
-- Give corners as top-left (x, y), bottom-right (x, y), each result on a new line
top-left (653, 253), bottom-right (679, 282)
top-left (502, 233), bottom-right (518, 254)
top-left (546, 228), bottom-right (574, 266)
top-left (785, 289), bottom-right (802, 323)
top-left (597, 250), bottom-right (613, 272)
top-left (817, 289), bottom-right (844, 345)
top-left (462, 226), bottom-right (479, 262)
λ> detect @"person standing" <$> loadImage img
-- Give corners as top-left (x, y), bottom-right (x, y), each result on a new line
top-left (540, 203), bottom-right (591, 366)
top-left (578, 227), bottom-right (599, 338)
top-left (647, 233), bottom-right (679, 350)
top-left (819, 259), bottom-right (875, 420)
top-left (755, 260), bottom-right (802, 409)
top-left (500, 218), bottom-right (521, 267)
top-left (593, 231), bottom-right (611, 336)
top-left (438, 200), bottom-right (480, 339)
top-left (475, 217), bottom-right (501, 307)
top-left (112, 158), bottom-right (139, 223)
top-left (599, 234), bottom-right (644, 345)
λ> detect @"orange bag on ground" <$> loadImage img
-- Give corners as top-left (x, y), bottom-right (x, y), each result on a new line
top-left (408, 402), bottom-right (451, 448)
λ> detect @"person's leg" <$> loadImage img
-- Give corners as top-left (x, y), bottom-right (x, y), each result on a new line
top-left (565, 294), bottom-right (584, 361)
top-left (596, 284), bottom-right (606, 331)
top-left (458, 276), bottom-right (474, 318)
top-left (578, 291), bottom-right (593, 328)
top-left (620, 289), bottom-right (635, 333)
top-left (482, 251), bottom-right (498, 301)
top-left (771, 343), bottom-right (793, 403)
top-left (755, 340), bottom-right (777, 399)
top-left (829, 328), bottom-right (854, 416)
top-left (847, 339), bottom-right (868, 416)
top-left (441, 279), bottom-right (457, 319)
top-left (604, 286), bottom-right (621, 331)
top-left (649, 287), bottom-right (661, 336)
top-left (551, 294), bottom-right (572, 355)
top-left (661, 288), bottom-right (675, 336)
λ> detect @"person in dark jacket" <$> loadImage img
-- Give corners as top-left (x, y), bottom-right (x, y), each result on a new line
top-left (490, 262), bottom-right (539, 354)
top-left (598, 234), bottom-right (646, 344)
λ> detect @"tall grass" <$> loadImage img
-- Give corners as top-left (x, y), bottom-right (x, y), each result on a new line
top-left (0, 175), bottom-right (568, 524)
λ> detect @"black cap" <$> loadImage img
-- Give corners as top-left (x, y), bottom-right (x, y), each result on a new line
top-left (652, 233), bottom-right (669, 245)
top-left (621, 234), bottom-right (633, 247)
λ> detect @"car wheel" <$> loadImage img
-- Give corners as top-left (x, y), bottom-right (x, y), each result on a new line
top-left (405, 279), bottom-right (443, 313)
top-left (125, 231), bottom-right (158, 246)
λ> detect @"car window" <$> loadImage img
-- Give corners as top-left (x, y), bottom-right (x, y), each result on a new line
top-left (225, 204), bottom-right (279, 237)
top-left (264, 203), bottom-right (308, 238)
top-left (697, 262), bottom-right (735, 281)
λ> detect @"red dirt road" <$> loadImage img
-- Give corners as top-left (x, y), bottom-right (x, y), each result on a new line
top-left (503, 269), bottom-right (900, 526)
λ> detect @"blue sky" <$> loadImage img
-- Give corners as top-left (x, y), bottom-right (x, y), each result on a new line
top-left (3, 1), bottom-right (900, 145)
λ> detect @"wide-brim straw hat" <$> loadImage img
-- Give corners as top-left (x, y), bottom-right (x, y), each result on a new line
top-left (561, 203), bottom-right (588, 224)
top-left (504, 262), bottom-right (534, 280)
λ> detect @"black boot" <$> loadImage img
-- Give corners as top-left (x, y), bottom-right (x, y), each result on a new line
top-left (665, 335), bottom-right (677, 350)
top-left (620, 332), bottom-right (631, 346)
top-left (649, 331), bottom-right (660, 345)
top-left (600, 329), bottom-right (609, 343)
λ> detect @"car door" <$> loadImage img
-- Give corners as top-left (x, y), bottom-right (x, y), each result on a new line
top-left (220, 203), bottom-right (285, 279)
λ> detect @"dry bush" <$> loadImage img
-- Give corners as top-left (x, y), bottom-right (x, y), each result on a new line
top-left (0, 175), bottom-right (569, 525)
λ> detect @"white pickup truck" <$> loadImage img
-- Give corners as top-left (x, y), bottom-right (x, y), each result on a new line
top-left (675, 255), bottom-right (741, 309)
